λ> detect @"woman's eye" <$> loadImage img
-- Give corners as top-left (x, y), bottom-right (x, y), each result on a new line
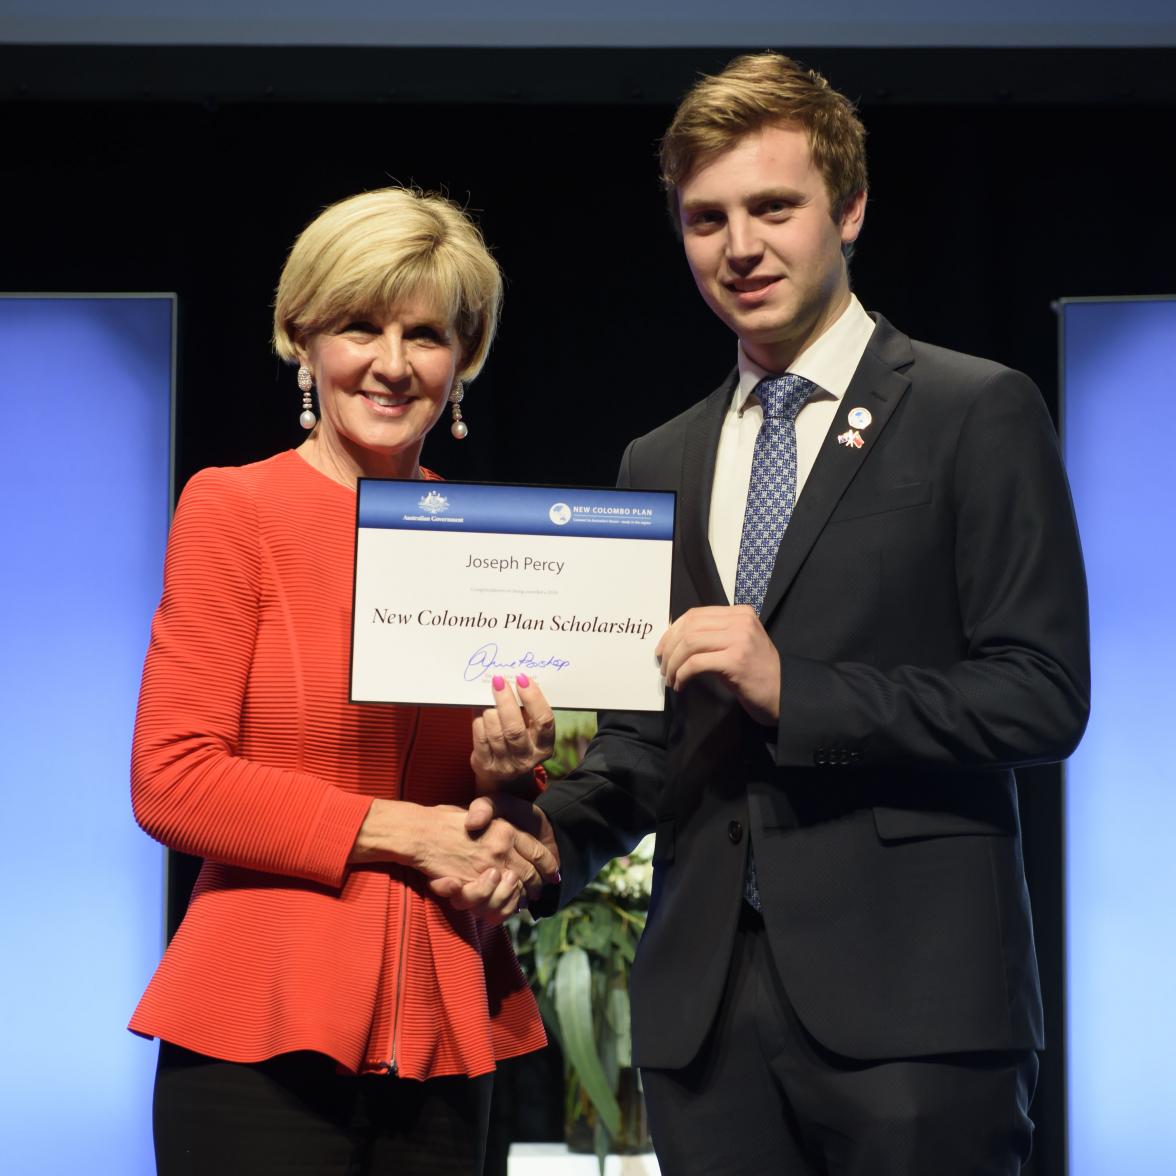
top-left (342, 321), bottom-right (378, 335)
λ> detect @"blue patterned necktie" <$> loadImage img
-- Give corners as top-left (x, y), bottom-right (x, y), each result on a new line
top-left (734, 373), bottom-right (817, 910)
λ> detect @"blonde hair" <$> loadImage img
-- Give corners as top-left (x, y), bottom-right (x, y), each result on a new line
top-left (273, 187), bottom-right (503, 383)
top-left (660, 52), bottom-right (868, 226)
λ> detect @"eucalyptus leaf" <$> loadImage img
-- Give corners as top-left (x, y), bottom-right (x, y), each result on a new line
top-left (535, 991), bottom-right (564, 1055)
top-left (553, 947), bottom-right (621, 1137)
top-left (573, 903), bottom-right (614, 955)
top-left (599, 1008), bottom-right (619, 1093)
top-left (606, 985), bottom-right (632, 1068)
top-left (534, 912), bottom-right (565, 986)
top-left (594, 1117), bottom-right (609, 1174)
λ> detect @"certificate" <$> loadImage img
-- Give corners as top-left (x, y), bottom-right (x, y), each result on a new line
top-left (350, 480), bottom-right (675, 711)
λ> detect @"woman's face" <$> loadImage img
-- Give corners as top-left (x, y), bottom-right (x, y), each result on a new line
top-left (300, 296), bottom-right (461, 475)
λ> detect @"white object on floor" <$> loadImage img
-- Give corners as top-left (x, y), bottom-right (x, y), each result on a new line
top-left (507, 1142), bottom-right (662, 1174)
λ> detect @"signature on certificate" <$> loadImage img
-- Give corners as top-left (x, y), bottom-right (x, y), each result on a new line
top-left (464, 642), bottom-right (571, 682)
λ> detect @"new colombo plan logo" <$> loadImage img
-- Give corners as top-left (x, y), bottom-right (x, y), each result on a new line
top-left (549, 502), bottom-right (572, 526)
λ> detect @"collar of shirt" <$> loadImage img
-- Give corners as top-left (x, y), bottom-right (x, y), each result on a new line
top-left (732, 294), bottom-right (876, 412)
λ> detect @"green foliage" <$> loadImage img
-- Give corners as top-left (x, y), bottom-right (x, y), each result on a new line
top-left (553, 947), bottom-right (621, 1138)
top-left (511, 710), bottom-right (653, 1169)
top-left (541, 709), bottom-right (598, 779)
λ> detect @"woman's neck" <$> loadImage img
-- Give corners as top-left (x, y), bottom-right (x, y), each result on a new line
top-left (295, 431), bottom-right (422, 490)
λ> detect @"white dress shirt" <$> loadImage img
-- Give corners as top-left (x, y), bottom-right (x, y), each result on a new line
top-left (708, 294), bottom-right (877, 602)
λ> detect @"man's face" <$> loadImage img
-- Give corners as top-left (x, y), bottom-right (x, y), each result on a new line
top-left (677, 123), bottom-right (866, 372)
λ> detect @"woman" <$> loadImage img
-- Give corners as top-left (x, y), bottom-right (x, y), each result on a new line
top-left (130, 187), bottom-right (558, 1175)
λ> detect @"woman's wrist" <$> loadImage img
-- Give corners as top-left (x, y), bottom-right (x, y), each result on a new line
top-left (350, 798), bottom-right (425, 866)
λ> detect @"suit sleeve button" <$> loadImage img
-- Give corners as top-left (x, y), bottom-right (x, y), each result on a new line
top-left (728, 820), bottom-right (744, 844)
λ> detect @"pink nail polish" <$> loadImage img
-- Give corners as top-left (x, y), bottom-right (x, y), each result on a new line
top-left (516, 673), bottom-right (530, 688)
top-left (492, 675), bottom-right (505, 691)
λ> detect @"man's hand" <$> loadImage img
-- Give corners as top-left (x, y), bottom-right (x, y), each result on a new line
top-left (470, 674), bottom-right (556, 795)
top-left (656, 605), bottom-right (781, 725)
top-left (430, 793), bottom-right (561, 925)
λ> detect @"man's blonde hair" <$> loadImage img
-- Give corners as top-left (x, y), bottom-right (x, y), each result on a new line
top-left (273, 187), bottom-right (503, 382)
top-left (660, 52), bottom-right (868, 226)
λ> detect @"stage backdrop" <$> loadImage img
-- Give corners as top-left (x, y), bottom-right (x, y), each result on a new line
top-left (1061, 295), bottom-right (1176, 1175)
top-left (0, 295), bottom-right (174, 1175)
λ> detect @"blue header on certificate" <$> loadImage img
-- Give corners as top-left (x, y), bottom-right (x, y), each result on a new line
top-left (357, 480), bottom-right (675, 540)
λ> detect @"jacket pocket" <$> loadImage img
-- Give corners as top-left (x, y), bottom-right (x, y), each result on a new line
top-left (831, 480), bottom-right (932, 522)
top-left (873, 805), bottom-right (1012, 843)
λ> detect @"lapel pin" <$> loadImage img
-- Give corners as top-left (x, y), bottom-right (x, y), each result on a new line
top-left (847, 406), bottom-right (872, 430)
top-left (837, 428), bottom-right (865, 449)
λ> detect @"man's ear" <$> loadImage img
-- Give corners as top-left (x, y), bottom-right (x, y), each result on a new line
top-left (840, 189), bottom-right (867, 247)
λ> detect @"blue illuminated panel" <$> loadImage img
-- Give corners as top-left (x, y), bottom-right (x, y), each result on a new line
top-left (1062, 297), bottom-right (1176, 1175)
top-left (0, 296), bottom-right (173, 1175)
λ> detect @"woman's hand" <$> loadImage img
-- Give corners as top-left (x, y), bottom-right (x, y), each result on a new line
top-left (349, 797), bottom-right (558, 901)
top-left (470, 674), bottom-right (556, 795)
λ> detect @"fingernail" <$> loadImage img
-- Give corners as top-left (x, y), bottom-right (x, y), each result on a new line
top-left (516, 673), bottom-right (530, 688)
top-left (554, 871), bottom-right (562, 884)
top-left (492, 675), bottom-right (505, 691)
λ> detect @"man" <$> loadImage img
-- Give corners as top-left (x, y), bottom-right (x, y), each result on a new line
top-left (476, 52), bottom-right (1089, 1173)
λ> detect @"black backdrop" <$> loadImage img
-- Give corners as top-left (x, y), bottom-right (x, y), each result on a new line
top-left (8, 44), bottom-right (1175, 1176)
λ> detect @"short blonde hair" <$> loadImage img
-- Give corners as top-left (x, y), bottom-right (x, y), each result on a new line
top-left (660, 52), bottom-right (868, 226)
top-left (273, 187), bottom-right (503, 383)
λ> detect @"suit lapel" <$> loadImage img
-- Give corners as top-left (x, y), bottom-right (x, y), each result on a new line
top-left (758, 317), bottom-right (914, 625)
top-left (677, 373), bottom-right (735, 609)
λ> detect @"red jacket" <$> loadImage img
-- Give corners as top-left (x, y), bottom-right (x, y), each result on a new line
top-left (130, 451), bottom-right (545, 1077)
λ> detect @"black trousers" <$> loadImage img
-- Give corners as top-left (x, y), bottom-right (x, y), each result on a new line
top-left (154, 1042), bottom-right (493, 1176)
top-left (641, 907), bottom-right (1038, 1176)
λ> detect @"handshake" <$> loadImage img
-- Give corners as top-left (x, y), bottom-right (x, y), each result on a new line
top-left (351, 672), bottom-right (561, 925)
top-left (428, 792), bottom-right (561, 925)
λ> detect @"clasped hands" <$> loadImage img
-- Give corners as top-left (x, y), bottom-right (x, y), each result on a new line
top-left (390, 606), bottom-right (779, 924)
top-left (399, 677), bottom-right (559, 921)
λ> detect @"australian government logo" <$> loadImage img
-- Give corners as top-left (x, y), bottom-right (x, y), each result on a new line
top-left (402, 488), bottom-right (463, 524)
top-left (418, 490), bottom-right (450, 515)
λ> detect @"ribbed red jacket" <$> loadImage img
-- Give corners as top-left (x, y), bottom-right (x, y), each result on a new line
top-left (129, 450), bottom-right (545, 1078)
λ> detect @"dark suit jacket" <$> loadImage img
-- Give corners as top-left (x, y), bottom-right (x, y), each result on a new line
top-left (536, 315), bottom-right (1090, 1070)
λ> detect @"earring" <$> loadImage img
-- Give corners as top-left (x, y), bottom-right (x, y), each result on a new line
top-left (297, 365), bottom-right (317, 430)
top-left (449, 382), bottom-right (468, 439)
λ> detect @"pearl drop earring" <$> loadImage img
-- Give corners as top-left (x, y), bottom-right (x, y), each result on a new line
top-left (297, 365), bottom-right (317, 430)
top-left (449, 382), bottom-right (468, 439)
